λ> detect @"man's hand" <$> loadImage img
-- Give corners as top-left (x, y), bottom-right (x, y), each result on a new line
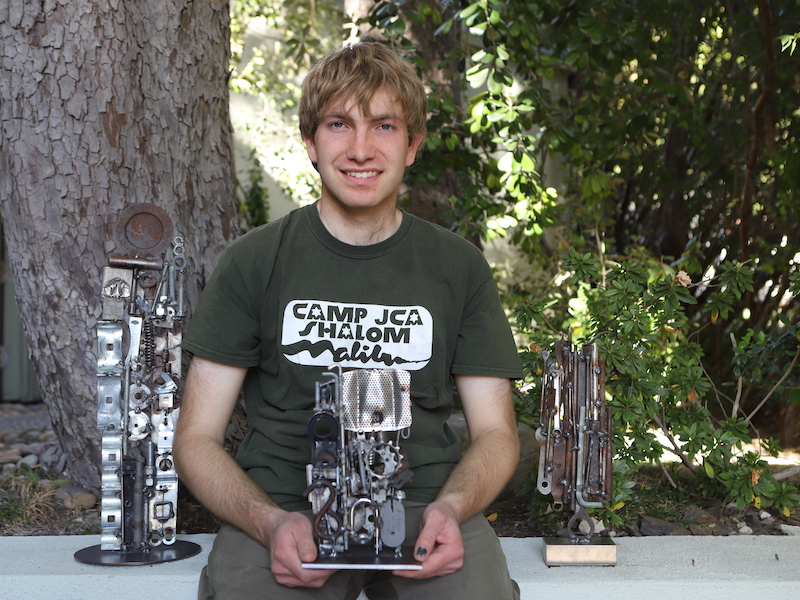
top-left (175, 358), bottom-right (337, 588)
top-left (393, 375), bottom-right (517, 580)
top-left (265, 511), bottom-right (337, 588)
top-left (393, 501), bottom-right (464, 579)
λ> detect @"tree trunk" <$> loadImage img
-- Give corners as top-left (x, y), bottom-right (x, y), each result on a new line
top-left (0, 0), bottom-right (239, 488)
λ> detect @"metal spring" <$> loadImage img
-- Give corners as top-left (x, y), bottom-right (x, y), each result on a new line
top-left (142, 321), bottom-right (156, 369)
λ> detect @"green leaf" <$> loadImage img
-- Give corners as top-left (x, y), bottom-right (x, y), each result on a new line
top-left (434, 18), bottom-right (454, 36)
top-left (466, 66), bottom-right (490, 88)
top-left (459, 2), bottom-right (482, 21)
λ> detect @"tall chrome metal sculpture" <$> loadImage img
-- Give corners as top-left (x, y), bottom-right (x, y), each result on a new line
top-left (76, 204), bottom-right (200, 565)
top-left (536, 340), bottom-right (616, 566)
top-left (303, 367), bottom-right (420, 570)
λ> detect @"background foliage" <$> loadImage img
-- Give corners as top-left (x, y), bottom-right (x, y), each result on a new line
top-left (231, 0), bottom-right (800, 514)
top-left (229, 0), bottom-right (346, 227)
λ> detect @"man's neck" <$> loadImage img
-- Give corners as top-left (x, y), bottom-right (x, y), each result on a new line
top-left (316, 201), bottom-right (402, 246)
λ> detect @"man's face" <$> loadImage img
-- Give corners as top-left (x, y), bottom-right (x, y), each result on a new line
top-left (304, 89), bottom-right (423, 215)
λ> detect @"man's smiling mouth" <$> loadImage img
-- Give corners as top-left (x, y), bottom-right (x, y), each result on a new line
top-left (346, 171), bottom-right (380, 179)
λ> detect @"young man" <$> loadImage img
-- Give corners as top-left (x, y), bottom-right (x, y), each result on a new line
top-left (174, 42), bottom-right (522, 599)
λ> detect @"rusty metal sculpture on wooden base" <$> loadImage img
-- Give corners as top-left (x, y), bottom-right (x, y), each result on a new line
top-left (536, 340), bottom-right (616, 566)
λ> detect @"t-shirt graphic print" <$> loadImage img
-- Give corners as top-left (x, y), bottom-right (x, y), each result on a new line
top-left (282, 300), bottom-right (433, 370)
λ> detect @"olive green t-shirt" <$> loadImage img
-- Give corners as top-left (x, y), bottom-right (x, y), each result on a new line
top-left (182, 203), bottom-right (522, 510)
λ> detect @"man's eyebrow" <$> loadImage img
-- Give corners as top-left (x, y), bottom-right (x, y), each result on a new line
top-left (320, 109), bottom-right (404, 123)
top-left (320, 111), bottom-right (351, 121)
top-left (371, 113), bottom-right (404, 122)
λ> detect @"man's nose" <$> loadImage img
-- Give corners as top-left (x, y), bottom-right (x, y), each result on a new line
top-left (347, 129), bottom-right (376, 162)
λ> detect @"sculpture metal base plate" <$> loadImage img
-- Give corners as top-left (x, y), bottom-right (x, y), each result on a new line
top-left (302, 545), bottom-right (422, 570)
top-left (74, 540), bottom-right (202, 566)
top-left (543, 537), bottom-right (617, 567)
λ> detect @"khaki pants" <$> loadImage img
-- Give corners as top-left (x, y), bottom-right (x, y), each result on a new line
top-left (199, 502), bottom-right (520, 600)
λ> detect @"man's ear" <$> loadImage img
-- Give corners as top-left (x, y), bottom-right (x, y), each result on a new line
top-left (303, 136), bottom-right (319, 171)
top-left (405, 133), bottom-right (426, 167)
top-left (303, 136), bottom-right (318, 164)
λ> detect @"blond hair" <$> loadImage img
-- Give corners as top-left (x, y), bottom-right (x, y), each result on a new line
top-left (299, 43), bottom-right (427, 147)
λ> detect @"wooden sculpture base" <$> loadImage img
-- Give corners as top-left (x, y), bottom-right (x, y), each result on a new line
top-left (543, 537), bottom-right (617, 567)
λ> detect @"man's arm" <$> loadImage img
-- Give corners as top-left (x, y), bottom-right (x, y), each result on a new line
top-left (173, 356), bottom-right (334, 587)
top-left (397, 374), bottom-right (519, 579)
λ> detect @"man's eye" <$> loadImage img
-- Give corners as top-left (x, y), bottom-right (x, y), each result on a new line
top-left (378, 123), bottom-right (394, 131)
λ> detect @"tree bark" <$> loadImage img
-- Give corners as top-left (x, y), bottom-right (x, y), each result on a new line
top-left (0, 0), bottom-right (238, 488)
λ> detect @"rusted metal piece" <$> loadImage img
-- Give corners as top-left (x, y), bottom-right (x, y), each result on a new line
top-left (537, 340), bottom-right (612, 542)
top-left (114, 203), bottom-right (174, 257)
top-left (108, 254), bottom-right (164, 271)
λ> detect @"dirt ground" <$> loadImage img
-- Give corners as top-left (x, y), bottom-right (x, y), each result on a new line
top-left (4, 470), bottom-right (800, 540)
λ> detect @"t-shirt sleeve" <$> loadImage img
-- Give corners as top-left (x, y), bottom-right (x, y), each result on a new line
top-left (181, 246), bottom-right (263, 368)
top-left (450, 264), bottom-right (523, 379)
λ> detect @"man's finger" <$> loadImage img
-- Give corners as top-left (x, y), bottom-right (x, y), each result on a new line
top-left (413, 528), bottom-right (440, 563)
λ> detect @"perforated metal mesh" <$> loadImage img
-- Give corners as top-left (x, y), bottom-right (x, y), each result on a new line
top-left (340, 369), bottom-right (412, 431)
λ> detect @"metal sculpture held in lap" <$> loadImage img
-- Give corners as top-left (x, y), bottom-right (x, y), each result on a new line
top-left (75, 204), bottom-right (200, 566)
top-left (536, 340), bottom-right (616, 566)
top-left (303, 367), bottom-right (421, 570)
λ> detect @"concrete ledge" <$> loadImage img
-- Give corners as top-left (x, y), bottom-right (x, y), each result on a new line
top-left (2, 534), bottom-right (799, 599)
top-left (1, 534), bottom-right (215, 600)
